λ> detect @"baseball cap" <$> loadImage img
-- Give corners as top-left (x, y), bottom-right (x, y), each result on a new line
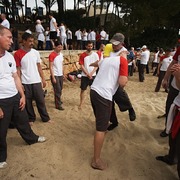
top-left (110, 33), bottom-right (125, 45)
top-left (141, 45), bottom-right (147, 49)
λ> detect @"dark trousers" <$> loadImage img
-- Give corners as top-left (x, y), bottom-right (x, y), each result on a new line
top-left (139, 64), bottom-right (146, 82)
top-left (155, 71), bottom-right (166, 92)
top-left (45, 41), bottom-right (52, 50)
top-left (110, 86), bottom-right (133, 124)
top-left (153, 63), bottom-right (159, 76)
top-left (0, 93), bottom-right (38, 162)
top-left (76, 40), bottom-right (82, 50)
top-left (146, 64), bottom-right (149, 74)
top-left (165, 85), bottom-right (179, 123)
top-left (37, 40), bottom-right (44, 50)
top-left (51, 76), bottom-right (63, 109)
top-left (23, 83), bottom-right (50, 122)
top-left (177, 131), bottom-right (180, 178)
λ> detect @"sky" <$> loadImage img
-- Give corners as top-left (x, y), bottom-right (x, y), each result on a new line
top-left (22, 0), bottom-right (74, 11)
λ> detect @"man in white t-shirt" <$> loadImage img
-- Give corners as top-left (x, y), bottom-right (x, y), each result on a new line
top-left (75, 29), bottom-right (82, 50)
top-left (90, 33), bottom-right (128, 170)
top-left (78, 41), bottom-right (99, 109)
top-left (139, 45), bottom-right (150, 82)
top-left (49, 13), bottom-right (57, 47)
top-left (0, 26), bottom-right (45, 169)
top-left (66, 28), bottom-right (73, 50)
top-left (14, 33), bottom-right (52, 125)
top-left (59, 22), bottom-right (67, 50)
top-left (100, 28), bottom-right (106, 44)
top-left (35, 19), bottom-right (45, 50)
top-left (0, 14), bottom-right (10, 29)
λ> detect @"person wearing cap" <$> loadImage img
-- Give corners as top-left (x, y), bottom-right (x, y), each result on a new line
top-left (90, 33), bottom-right (128, 170)
top-left (103, 33), bottom-right (136, 131)
top-left (138, 45), bottom-right (150, 82)
top-left (35, 19), bottom-right (45, 50)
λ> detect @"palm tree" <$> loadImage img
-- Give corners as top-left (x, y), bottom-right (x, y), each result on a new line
top-left (41, 0), bottom-right (57, 14)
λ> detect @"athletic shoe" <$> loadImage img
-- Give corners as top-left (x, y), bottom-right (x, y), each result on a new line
top-left (107, 123), bottom-right (118, 131)
top-left (0, 162), bottom-right (8, 169)
top-left (156, 155), bottom-right (177, 165)
top-left (38, 136), bottom-right (46, 143)
top-left (129, 108), bottom-right (136, 121)
top-left (160, 130), bottom-right (168, 137)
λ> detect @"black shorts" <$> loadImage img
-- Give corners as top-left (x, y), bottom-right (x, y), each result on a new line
top-left (50, 31), bottom-right (57, 40)
top-left (67, 39), bottom-right (72, 45)
top-left (80, 76), bottom-right (95, 90)
top-left (90, 90), bottom-right (112, 131)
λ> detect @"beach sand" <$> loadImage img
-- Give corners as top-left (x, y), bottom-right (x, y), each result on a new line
top-left (0, 73), bottom-right (178, 180)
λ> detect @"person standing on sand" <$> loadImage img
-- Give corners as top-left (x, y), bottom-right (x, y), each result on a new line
top-left (156, 63), bottom-right (180, 179)
top-left (78, 41), bottom-right (99, 109)
top-left (103, 37), bottom-right (136, 131)
top-left (0, 25), bottom-right (45, 169)
top-left (49, 41), bottom-right (64, 111)
top-left (14, 32), bottom-right (52, 126)
top-left (90, 33), bottom-right (128, 170)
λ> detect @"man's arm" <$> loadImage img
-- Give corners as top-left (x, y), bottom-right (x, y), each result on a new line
top-left (49, 61), bottom-right (56, 84)
top-left (170, 64), bottom-right (180, 89)
top-left (37, 63), bottom-right (46, 88)
top-left (162, 59), bottom-right (177, 89)
top-left (12, 72), bottom-right (26, 110)
top-left (118, 76), bottom-right (128, 88)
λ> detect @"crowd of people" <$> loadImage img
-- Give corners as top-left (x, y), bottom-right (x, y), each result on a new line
top-left (0, 12), bottom-right (180, 179)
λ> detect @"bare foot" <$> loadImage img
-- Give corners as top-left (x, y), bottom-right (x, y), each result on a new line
top-left (47, 120), bottom-right (54, 123)
top-left (78, 105), bottom-right (82, 110)
top-left (91, 158), bottom-right (107, 170)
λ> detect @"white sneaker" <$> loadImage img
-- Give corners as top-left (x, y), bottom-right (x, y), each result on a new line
top-left (38, 136), bottom-right (46, 143)
top-left (0, 162), bottom-right (8, 169)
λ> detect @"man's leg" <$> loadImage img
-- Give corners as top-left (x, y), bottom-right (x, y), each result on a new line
top-left (108, 101), bottom-right (118, 131)
top-left (79, 90), bottom-right (86, 109)
top-left (0, 98), bottom-right (13, 165)
top-left (160, 85), bottom-right (179, 137)
top-left (33, 83), bottom-right (50, 122)
top-left (113, 86), bottom-right (136, 121)
top-left (23, 84), bottom-right (36, 122)
top-left (12, 94), bottom-right (39, 144)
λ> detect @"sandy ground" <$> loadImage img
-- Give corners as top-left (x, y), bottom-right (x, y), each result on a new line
top-left (0, 72), bottom-right (178, 180)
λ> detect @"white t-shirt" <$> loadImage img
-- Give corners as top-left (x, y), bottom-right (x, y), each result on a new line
top-left (79, 51), bottom-right (99, 77)
top-left (36, 24), bottom-right (45, 41)
top-left (49, 52), bottom-right (63, 76)
top-left (75, 30), bottom-right (82, 40)
top-left (140, 50), bottom-right (150, 65)
top-left (0, 51), bottom-right (18, 98)
top-left (100, 30), bottom-right (106, 40)
top-left (174, 92), bottom-right (180, 107)
top-left (1, 19), bottom-right (10, 29)
top-left (91, 56), bottom-right (128, 101)
top-left (50, 17), bottom-right (56, 31)
top-left (14, 48), bottom-right (42, 84)
top-left (153, 51), bottom-right (159, 63)
top-left (59, 25), bottom-right (67, 37)
top-left (160, 56), bottom-right (173, 71)
top-left (45, 31), bottom-right (50, 41)
top-left (90, 31), bottom-right (96, 41)
top-left (109, 47), bottom-right (128, 57)
top-left (67, 30), bottom-right (72, 39)
top-left (82, 32), bottom-right (88, 41)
